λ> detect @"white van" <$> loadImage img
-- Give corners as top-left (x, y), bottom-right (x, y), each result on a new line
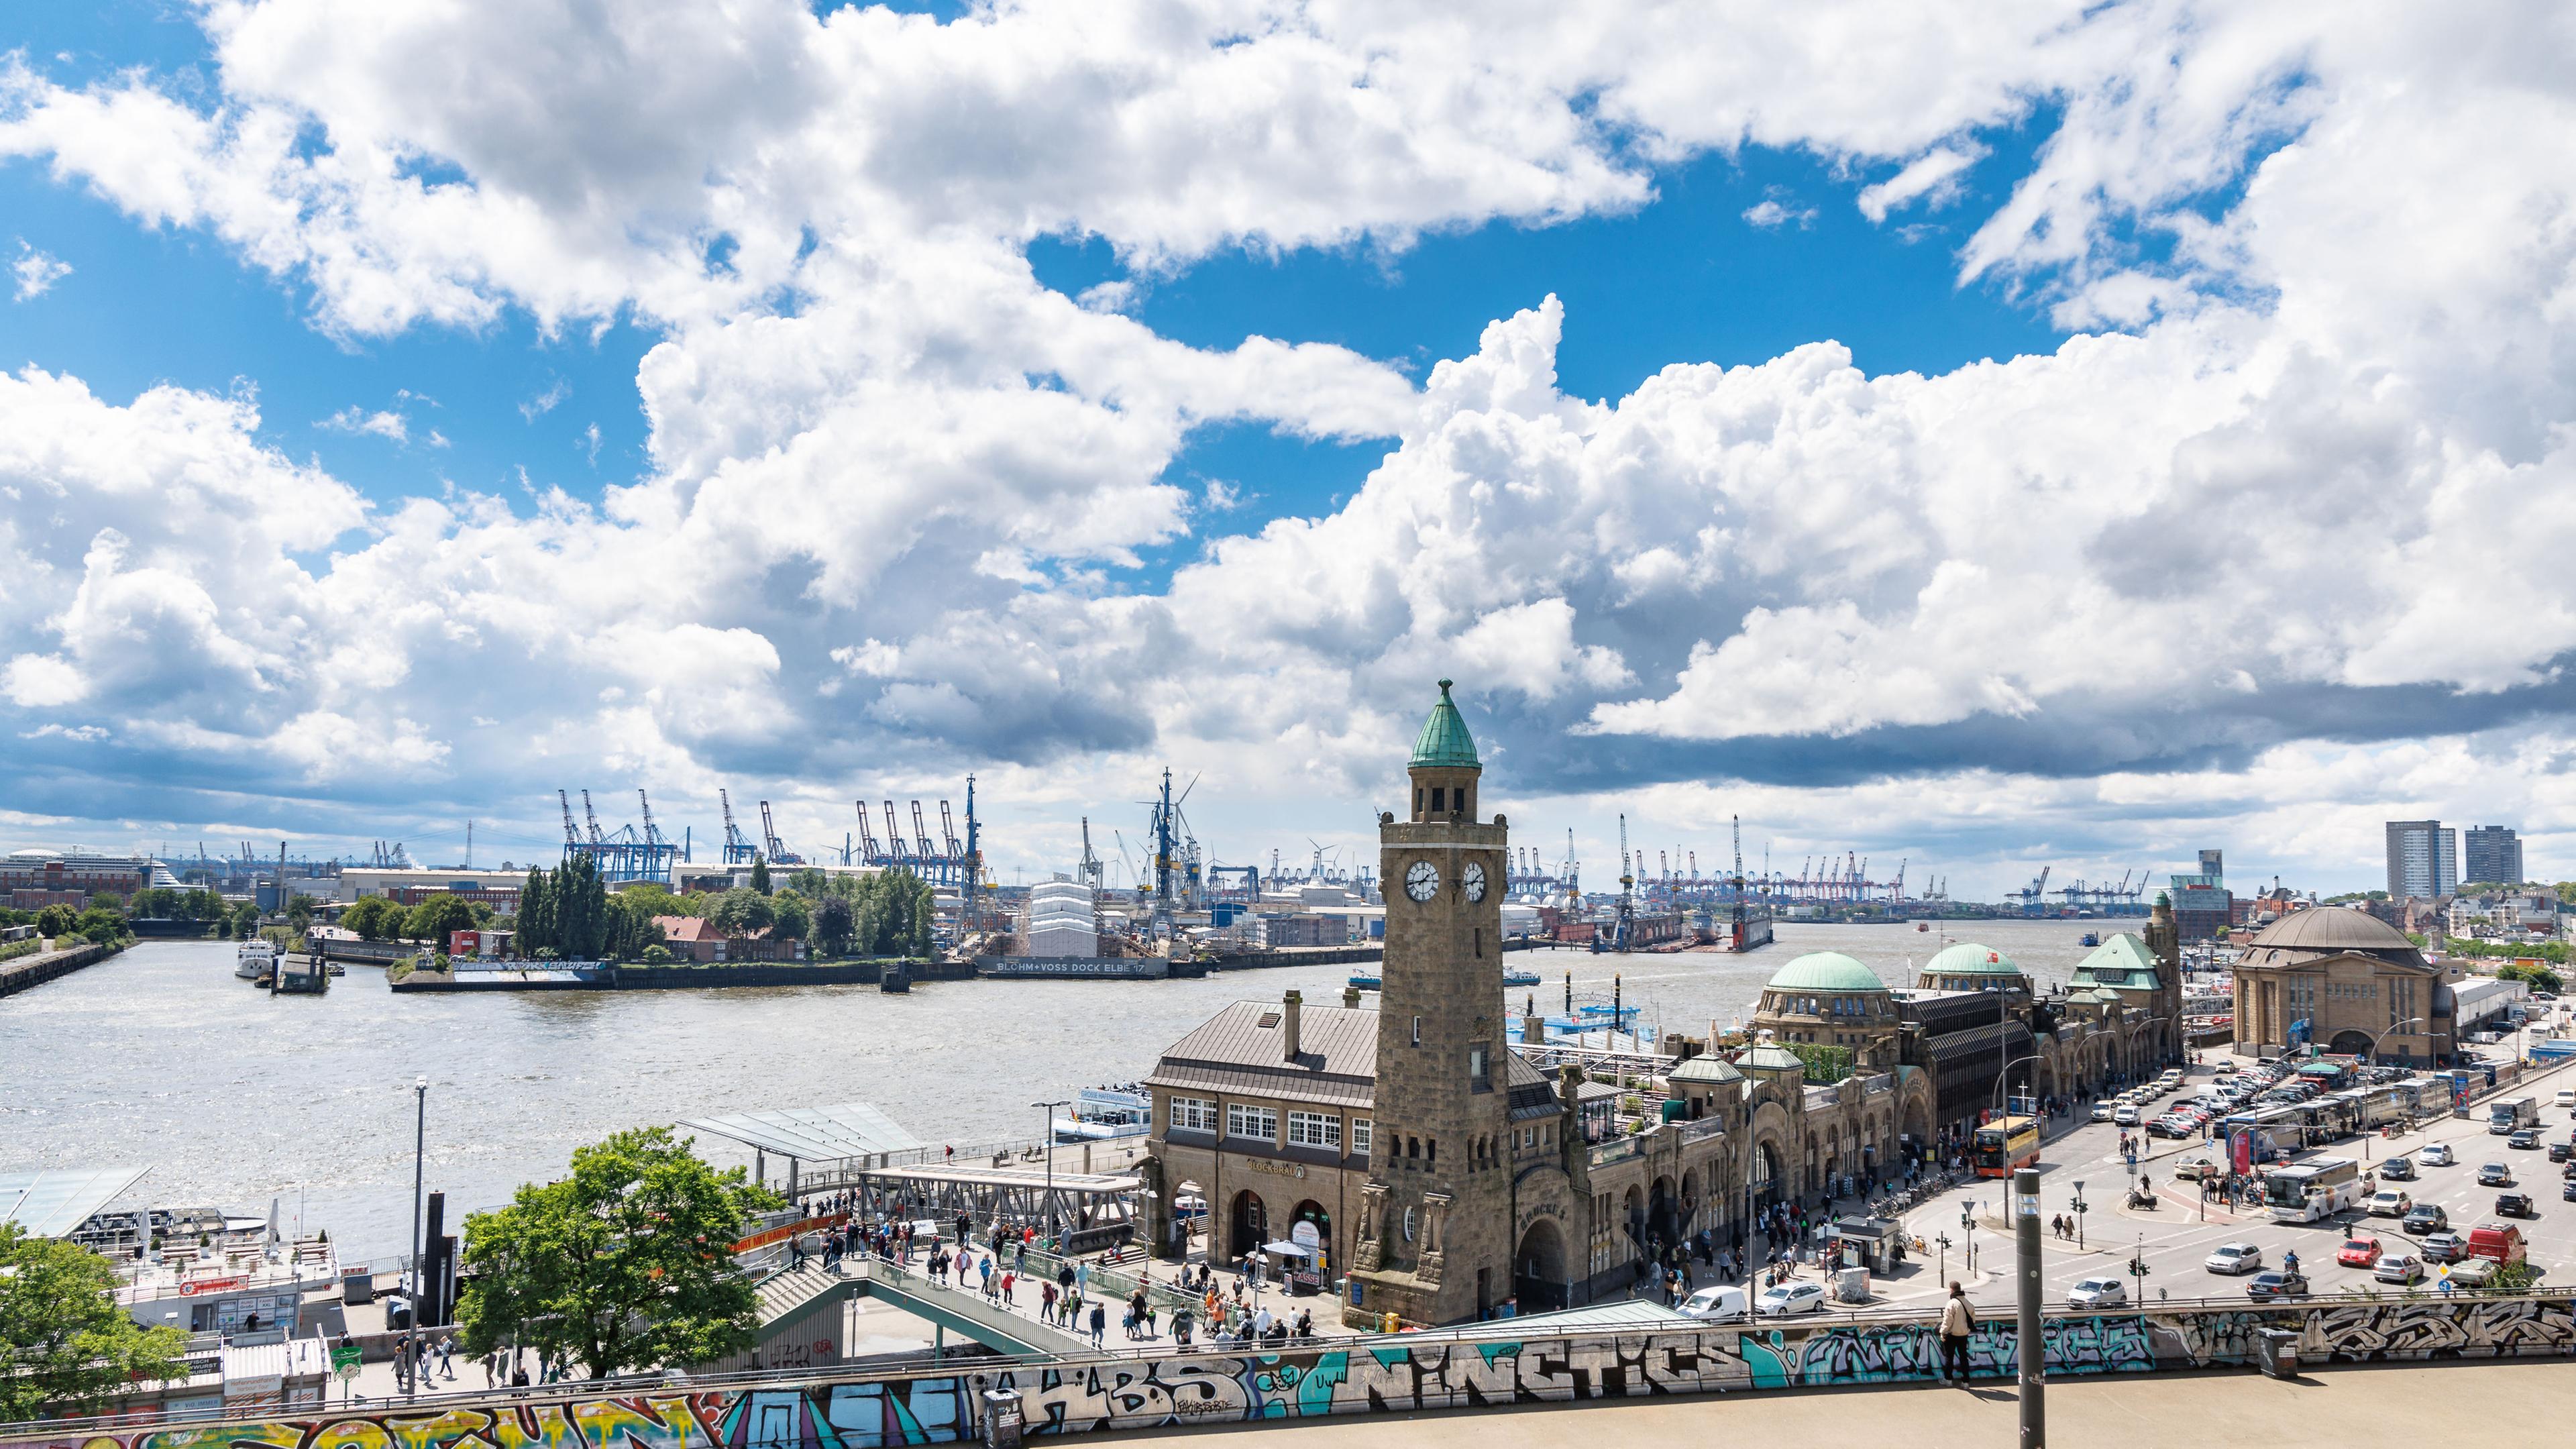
top-left (1680, 1284), bottom-right (1750, 1323)
top-left (2556, 1088), bottom-right (2574, 1110)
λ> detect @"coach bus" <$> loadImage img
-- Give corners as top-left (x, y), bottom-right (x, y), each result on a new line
top-left (2262, 1155), bottom-right (2365, 1223)
top-left (1972, 1114), bottom-right (2042, 1178)
top-left (2221, 1106), bottom-right (2309, 1163)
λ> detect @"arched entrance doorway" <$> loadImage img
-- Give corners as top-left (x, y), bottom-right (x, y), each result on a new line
top-left (1287, 1199), bottom-right (1332, 1280)
top-left (1228, 1189), bottom-right (1267, 1259)
top-left (2328, 1029), bottom-right (2374, 1057)
top-left (1750, 1140), bottom-right (1782, 1210)
top-left (1514, 1218), bottom-right (1568, 1311)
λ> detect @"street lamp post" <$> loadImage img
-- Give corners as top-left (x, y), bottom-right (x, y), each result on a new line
top-left (1032, 1099), bottom-right (1069, 1250)
top-left (1962, 1203), bottom-right (1976, 1275)
top-left (407, 1075), bottom-right (427, 1403)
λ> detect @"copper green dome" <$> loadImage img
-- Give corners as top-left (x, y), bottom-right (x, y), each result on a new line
top-left (1409, 678), bottom-right (1481, 769)
top-left (1925, 941), bottom-right (2022, 976)
top-left (1764, 951), bottom-right (1886, 994)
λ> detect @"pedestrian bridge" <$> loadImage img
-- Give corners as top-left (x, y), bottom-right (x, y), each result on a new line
top-left (849, 1258), bottom-right (1093, 1358)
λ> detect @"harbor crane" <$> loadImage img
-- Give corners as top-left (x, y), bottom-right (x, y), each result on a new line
top-left (1079, 818), bottom-right (1104, 894)
top-left (852, 800), bottom-right (883, 862)
top-left (759, 800), bottom-right (804, 865)
top-left (720, 790), bottom-right (759, 865)
top-left (558, 790), bottom-right (583, 847)
top-left (580, 790), bottom-right (606, 845)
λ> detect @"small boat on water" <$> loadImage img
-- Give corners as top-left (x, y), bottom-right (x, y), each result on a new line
top-left (2080, 931), bottom-right (2102, 947)
top-left (235, 938), bottom-right (277, 981)
top-left (1352, 967), bottom-right (1543, 990)
top-left (1053, 1086), bottom-right (1150, 1142)
top-left (1917, 921), bottom-right (1931, 932)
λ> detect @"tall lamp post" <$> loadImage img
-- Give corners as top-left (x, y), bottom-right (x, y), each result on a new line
top-left (407, 1075), bottom-right (427, 1403)
top-left (1033, 1099), bottom-right (1069, 1250)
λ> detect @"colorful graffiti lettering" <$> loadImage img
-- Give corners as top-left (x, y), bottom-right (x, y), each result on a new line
top-left (13, 1297), bottom-right (2575, 1449)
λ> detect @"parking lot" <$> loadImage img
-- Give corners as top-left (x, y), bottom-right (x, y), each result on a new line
top-left (1861, 1052), bottom-right (2576, 1312)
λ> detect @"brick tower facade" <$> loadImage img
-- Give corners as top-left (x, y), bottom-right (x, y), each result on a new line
top-left (1344, 680), bottom-right (1514, 1327)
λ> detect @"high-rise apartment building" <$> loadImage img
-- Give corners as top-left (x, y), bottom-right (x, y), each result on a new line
top-left (2384, 820), bottom-right (2458, 900)
top-left (2463, 825), bottom-right (2523, 887)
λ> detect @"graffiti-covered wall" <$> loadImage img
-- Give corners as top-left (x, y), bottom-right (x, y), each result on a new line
top-left (11, 1295), bottom-right (2573, 1449)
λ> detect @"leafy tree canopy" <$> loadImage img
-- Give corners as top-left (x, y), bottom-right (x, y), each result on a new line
top-left (454, 1128), bottom-right (781, 1378)
top-left (0, 1224), bottom-right (190, 1421)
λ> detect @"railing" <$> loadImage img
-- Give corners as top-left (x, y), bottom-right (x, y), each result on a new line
top-left (1587, 1137), bottom-right (1644, 1167)
top-left (1674, 1114), bottom-right (1727, 1144)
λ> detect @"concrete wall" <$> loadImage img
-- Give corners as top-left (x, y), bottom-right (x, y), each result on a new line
top-left (13, 1293), bottom-right (2575, 1449)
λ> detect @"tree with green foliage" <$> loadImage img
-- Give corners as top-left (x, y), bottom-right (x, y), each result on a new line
top-left (343, 894), bottom-right (400, 941)
top-left (769, 891), bottom-right (812, 947)
top-left (34, 904), bottom-right (75, 941)
top-left (453, 1128), bottom-right (781, 1379)
top-left (228, 901), bottom-right (261, 940)
top-left (612, 882), bottom-right (700, 920)
top-left (2496, 959), bottom-right (2568, 993)
top-left (786, 867), bottom-right (830, 898)
top-left (0, 1223), bottom-right (191, 1421)
top-left (852, 868), bottom-right (936, 957)
top-left (750, 855), bottom-right (771, 896)
top-left (1783, 1041), bottom-right (1856, 1087)
top-left (601, 894), bottom-right (665, 963)
top-left (708, 888), bottom-right (775, 939)
top-left (519, 866), bottom-right (554, 955)
top-left (813, 894), bottom-right (855, 957)
top-left (403, 892), bottom-right (478, 946)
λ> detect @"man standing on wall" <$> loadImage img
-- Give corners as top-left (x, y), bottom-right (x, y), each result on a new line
top-left (1940, 1282), bottom-right (1976, 1384)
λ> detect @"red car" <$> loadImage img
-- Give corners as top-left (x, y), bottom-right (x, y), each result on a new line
top-left (2337, 1236), bottom-right (2383, 1268)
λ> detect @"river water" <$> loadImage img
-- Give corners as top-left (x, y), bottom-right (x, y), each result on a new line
top-left (0, 919), bottom-right (2110, 1260)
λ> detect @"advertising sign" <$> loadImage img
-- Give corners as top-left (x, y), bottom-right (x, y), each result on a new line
top-left (2230, 1130), bottom-right (2253, 1176)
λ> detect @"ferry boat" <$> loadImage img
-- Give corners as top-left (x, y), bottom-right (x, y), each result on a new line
top-left (1052, 1086), bottom-right (1151, 1142)
top-left (235, 938), bottom-right (278, 981)
top-left (1351, 967), bottom-right (1542, 991)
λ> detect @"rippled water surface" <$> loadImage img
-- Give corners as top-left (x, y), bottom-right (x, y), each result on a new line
top-left (1, 919), bottom-right (2111, 1258)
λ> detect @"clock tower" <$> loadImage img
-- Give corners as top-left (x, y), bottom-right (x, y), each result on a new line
top-left (1344, 679), bottom-right (1514, 1326)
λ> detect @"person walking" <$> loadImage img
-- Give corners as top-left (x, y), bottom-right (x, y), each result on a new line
top-left (1939, 1283), bottom-right (1976, 1385)
top-left (1088, 1301), bottom-right (1107, 1347)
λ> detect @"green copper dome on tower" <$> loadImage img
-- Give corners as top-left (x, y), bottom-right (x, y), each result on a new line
top-left (1409, 678), bottom-right (1481, 769)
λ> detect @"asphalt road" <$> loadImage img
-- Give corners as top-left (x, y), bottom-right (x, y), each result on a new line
top-left (1845, 1051), bottom-right (2576, 1312)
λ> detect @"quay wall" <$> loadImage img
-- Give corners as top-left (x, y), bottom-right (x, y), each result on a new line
top-left (390, 959), bottom-right (973, 993)
top-left (11, 1292), bottom-right (2571, 1448)
top-left (0, 940), bottom-right (118, 998)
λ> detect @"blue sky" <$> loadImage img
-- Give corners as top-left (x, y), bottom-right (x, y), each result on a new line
top-left (1, 3), bottom-right (2566, 898)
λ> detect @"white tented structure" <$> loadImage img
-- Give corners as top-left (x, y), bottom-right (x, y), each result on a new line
top-left (1024, 876), bottom-right (1098, 958)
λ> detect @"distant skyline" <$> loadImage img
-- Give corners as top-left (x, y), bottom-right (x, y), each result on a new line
top-left (6, 4), bottom-right (2576, 898)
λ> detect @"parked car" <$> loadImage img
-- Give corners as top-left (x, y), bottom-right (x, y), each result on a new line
top-left (2496, 1193), bottom-right (2537, 1219)
top-left (2420, 1143), bottom-right (2456, 1167)
top-left (2247, 1271), bottom-right (2310, 1301)
top-left (1680, 1285), bottom-right (1751, 1323)
top-left (2445, 1258), bottom-right (2500, 1288)
top-left (2402, 1203), bottom-right (2451, 1235)
top-left (2375, 1252), bottom-right (2425, 1285)
top-left (1756, 1281), bottom-right (1828, 1316)
top-left (2114, 1106), bottom-right (2141, 1126)
top-left (2369, 1189), bottom-right (2413, 1216)
top-left (2479, 1163), bottom-right (2516, 1187)
top-left (2337, 1236), bottom-right (2383, 1268)
top-left (2068, 1276), bottom-right (2128, 1309)
top-left (2379, 1157), bottom-right (2418, 1181)
top-left (2421, 1231), bottom-right (2468, 1264)
top-left (2174, 1158), bottom-right (2218, 1181)
top-left (2092, 1102), bottom-right (2114, 1123)
top-left (2204, 1242), bottom-right (2264, 1275)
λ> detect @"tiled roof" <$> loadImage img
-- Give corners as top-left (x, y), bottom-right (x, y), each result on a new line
top-left (1146, 1000), bottom-right (1380, 1108)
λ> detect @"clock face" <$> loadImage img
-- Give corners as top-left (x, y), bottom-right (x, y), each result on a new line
top-left (1462, 861), bottom-right (1488, 903)
top-left (1405, 859), bottom-right (1441, 902)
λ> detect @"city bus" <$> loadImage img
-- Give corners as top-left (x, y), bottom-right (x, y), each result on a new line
top-left (1972, 1114), bottom-right (2042, 1178)
top-left (2261, 1155), bottom-right (2365, 1223)
top-left (2221, 1107), bottom-right (2308, 1163)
